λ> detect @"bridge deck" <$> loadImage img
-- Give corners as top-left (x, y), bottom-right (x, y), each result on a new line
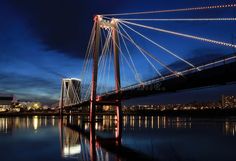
top-left (65, 58), bottom-right (236, 108)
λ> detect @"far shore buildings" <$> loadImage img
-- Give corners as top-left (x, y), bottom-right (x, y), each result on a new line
top-left (0, 94), bottom-right (15, 112)
top-left (222, 95), bottom-right (236, 108)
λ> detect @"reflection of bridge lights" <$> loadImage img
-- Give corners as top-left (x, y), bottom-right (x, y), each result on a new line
top-left (26, 117), bottom-right (30, 128)
top-left (0, 118), bottom-right (8, 132)
top-left (145, 116), bottom-right (147, 128)
top-left (44, 117), bottom-right (47, 126)
top-left (85, 123), bottom-right (89, 130)
top-left (63, 145), bottom-right (81, 156)
top-left (151, 116), bottom-right (154, 129)
top-left (131, 116), bottom-right (135, 128)
top-left (224, 121), bottom-right (236, 136)
top-left (139, 116), bottom-right (141, 128)
top-left (52, 118), bottom-right (55, 126)
top-left (33, 116), bottom-right (38, 130)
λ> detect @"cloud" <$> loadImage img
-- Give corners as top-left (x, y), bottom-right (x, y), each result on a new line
top-left (0, 71), bottom-right (60, 102)
top-left (8, 0), bottom-right (123, 58)
top-left (166, 48), bottom-right (228, 71)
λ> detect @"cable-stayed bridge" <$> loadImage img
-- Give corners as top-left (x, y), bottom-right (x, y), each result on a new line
top-left (60, 3), bottom-right (236, 122)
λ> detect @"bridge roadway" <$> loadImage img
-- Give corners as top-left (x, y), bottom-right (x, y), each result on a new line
top-left (65, 56), bottom-right (236, 108)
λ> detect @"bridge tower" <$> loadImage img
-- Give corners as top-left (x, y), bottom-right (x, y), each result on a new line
top-left (89, 15), bottom-right (122, 159)
top-left (60, 78), bottom-right (81, 115)
top-left (90, 15), bottom-right (100, 124)
top-left (90, 15), bottom-right (122, 139)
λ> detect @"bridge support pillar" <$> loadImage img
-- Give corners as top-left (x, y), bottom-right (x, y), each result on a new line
top-left (59, 80), bottom-right (64, 117)
top-left (112, 18), bottom-right (122, 143)
top-left (89, 16), bottom-right (123, 145)
top-left (90, 16), bottom-right (101, 123)
top-left (90, 121), bottom-right (96, 161)
top-left (115, 104), bottom-right (122, 145)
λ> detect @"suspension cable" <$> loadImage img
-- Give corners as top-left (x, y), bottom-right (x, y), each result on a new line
top-left (118, 25), bottom-right (165, 78)
top-left (98, 31), bottom-right (111, 94)
top-left (109, 18), bottom-right (236, 22)
top-left (107, 38), bottom-right (113, 93)
top-left (121, 20), bottom-right (236, 48)
top-left (118, 25), bottom-right (179, 77)
top-left (111, 30), bottom-right (146, 83)
top-left (81, 24), bottom-right (96, 81)
top-left (117, 26), bottom-right (143, 83)
top-left (119, 21), bottom-right (199, 70)
top-left (102, 4), bottom-right (236, 16)
top-left (99, 38), bottom-right (111, 94)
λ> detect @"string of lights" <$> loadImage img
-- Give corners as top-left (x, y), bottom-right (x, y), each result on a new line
top-left (102, 4), bottom-right (236, 16)
top-left (120, 20), bottom-right (236, 48)
top-left (116, 18), bottom-right (236, 21)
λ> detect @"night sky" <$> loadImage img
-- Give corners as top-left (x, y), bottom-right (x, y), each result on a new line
top-left (0, 0), bottom-right (236, 105)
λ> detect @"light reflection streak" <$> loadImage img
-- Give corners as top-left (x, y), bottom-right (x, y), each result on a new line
top-left (0, 116), bottom-right (59, 133)
top-left (33, 116), bottom-right (38, 130)
top-left (0, 115), bottom-right (235, 136)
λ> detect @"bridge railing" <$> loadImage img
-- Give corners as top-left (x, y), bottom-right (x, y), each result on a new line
top-left (96, 55), bottom-right (236, 99)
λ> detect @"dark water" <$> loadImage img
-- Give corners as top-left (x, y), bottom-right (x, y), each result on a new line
top-left (0, 115), bottom-right (236, 161)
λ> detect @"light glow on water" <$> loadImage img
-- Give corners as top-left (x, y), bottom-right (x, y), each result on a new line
top-left (63, 145), bottom-right (81, 156)
top-left (0, 116), bottom-right (236, 161)
top-left (33, 116), bottom-right (38, 130)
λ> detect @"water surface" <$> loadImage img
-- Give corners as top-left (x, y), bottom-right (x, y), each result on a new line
top-left (0, 115), bottom-right (236, 161)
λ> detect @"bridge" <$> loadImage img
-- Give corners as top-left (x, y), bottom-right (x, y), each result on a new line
top-left (60, 3), bottom-right (236, 125)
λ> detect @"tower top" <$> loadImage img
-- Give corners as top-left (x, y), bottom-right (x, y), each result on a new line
top-left (94, 15), bottom-right (119, 29)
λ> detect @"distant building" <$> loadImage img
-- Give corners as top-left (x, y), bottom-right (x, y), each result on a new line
top-left (62, 78), bottom-right (81, 106)
top-left (222, 95), bottom-right (236, 108)
top-left (0, 94), bottom-right (15, 112)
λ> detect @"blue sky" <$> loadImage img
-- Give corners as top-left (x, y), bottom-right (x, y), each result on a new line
top-left (0, 0), bottom-right (236, 105)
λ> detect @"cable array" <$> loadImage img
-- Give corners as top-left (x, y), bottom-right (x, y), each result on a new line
top-left (120, 20), bottom-right (236, 49)
top-left (77, 3), bottom-right (236, 102)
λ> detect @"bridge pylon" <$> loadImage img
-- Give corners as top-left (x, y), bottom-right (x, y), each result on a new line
top-left (90, 15), bottom-right (101, 123)
top-left (90, 15), bottom-right (122, 140)
top-left (59, 78), bottom-right (81, 115)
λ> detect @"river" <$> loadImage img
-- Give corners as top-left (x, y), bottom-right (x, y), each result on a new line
top-left (0, 115), bottom-right (236, 161)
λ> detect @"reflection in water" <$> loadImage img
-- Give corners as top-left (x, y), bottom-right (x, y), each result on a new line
top-left (58, 115), bottom-right (236, 161)
top-left (33, 116), bottom-right (38, 130)
top-left (0, 116), bottom-right (57, 134)
top-left (60, 125), bottom-right (81, 158)
top-left (0, 118), bottom-right (10, 133)
top-left (59, 115), bottom-right (123, 161)
top-left (1, 115), bottom-right (236, 136)
top-left (122, 115), bottom-right (192, 130)
top-left (1, 115), bottom-right (236, 161)
top-left (224, 120), bottom-right (236, 136)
